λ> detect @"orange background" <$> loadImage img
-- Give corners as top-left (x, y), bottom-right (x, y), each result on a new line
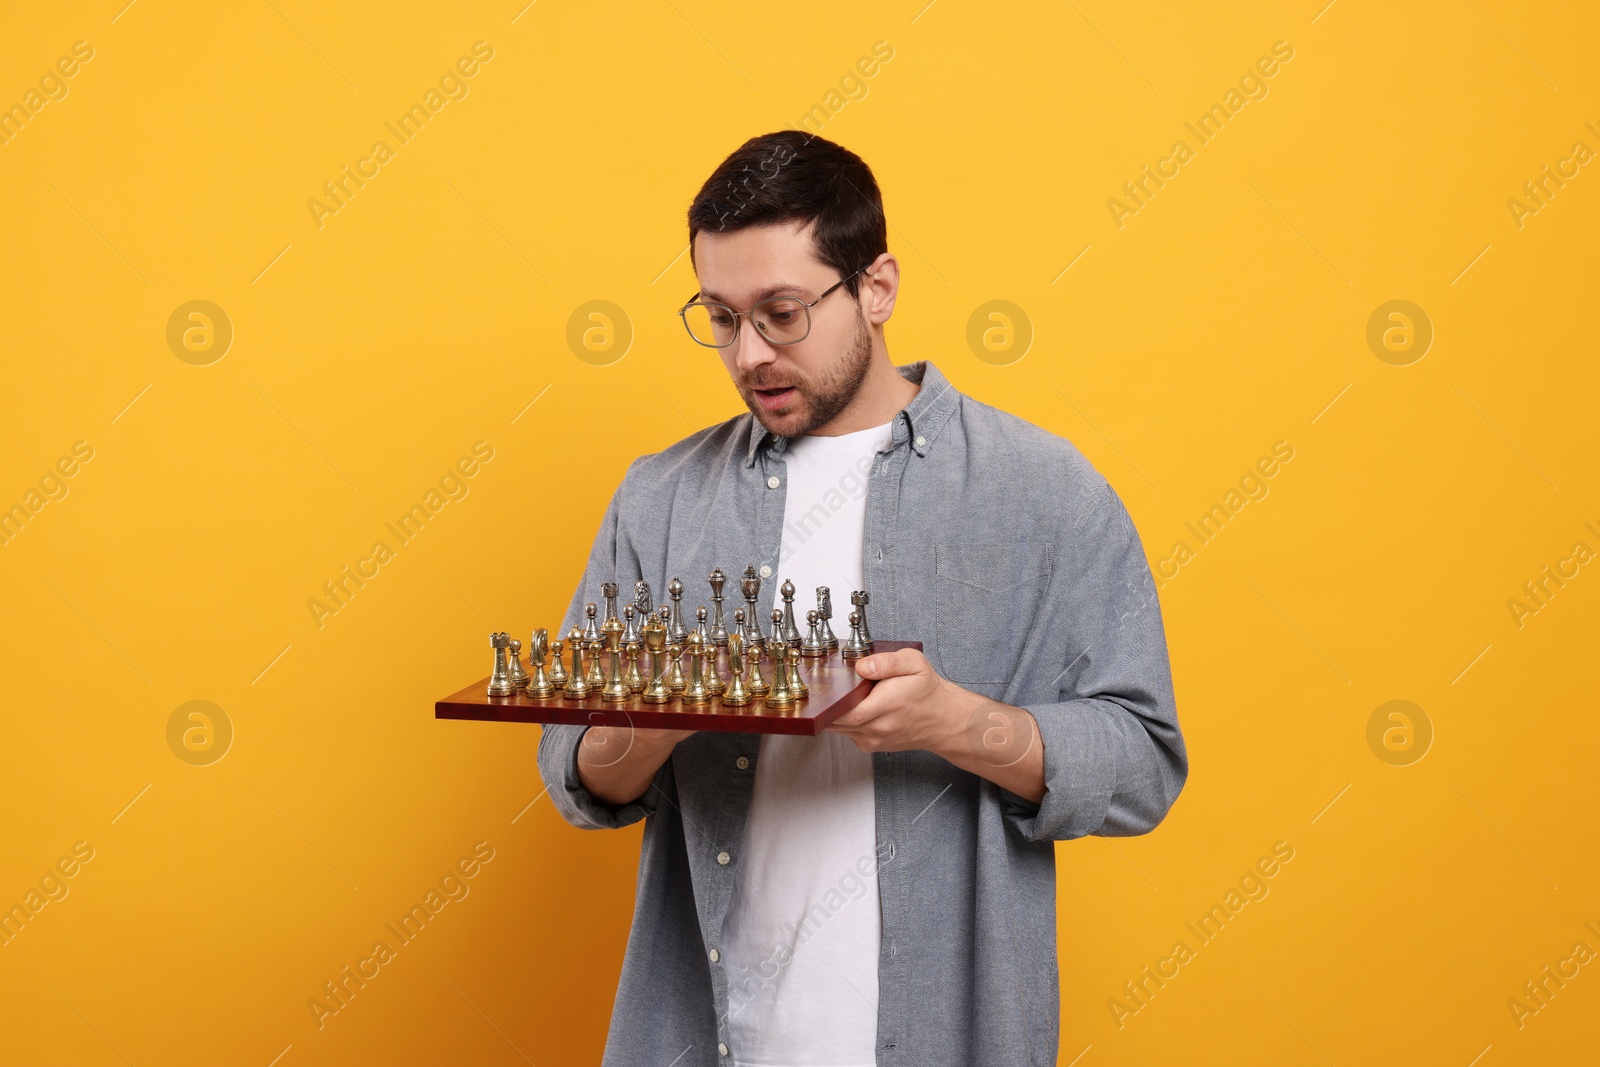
top-left (1, 1), bottom-right (1596, 1063)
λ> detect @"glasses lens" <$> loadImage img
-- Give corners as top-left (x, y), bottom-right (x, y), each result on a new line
top-left (682, 303), bottom-right (738, 347)
top-left (753, 298), bottom-right (810, 344)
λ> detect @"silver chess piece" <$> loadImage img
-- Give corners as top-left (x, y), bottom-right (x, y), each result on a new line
top-left (817, 587), bottom-right (839, 650)
top-left (778, 579), bottom-right (801, 646)
top-left (739, 565), bottom-right (767, 649)
top-left (634, 579), bottom-right (654, 624)
top-left (507, 638), bottom-right (530, 690)
top-left (666, 577), bottom-right (688, 644)
top-left (708, 568), bottom-right (730, 646)
top-left (582, 602), bottom-right (602, 645)
top-left (801, 608), bottom-right (827, 656)
top-left (487, 632), bottom-right (516, 696)
top-left (850, 589), bottom-right (873, 645)
top-left (694, 604), bottom-right (711, 647)
top-left (621, 602), bottom-right (641, 646)
top-left (601, 582), bottom-right (620, 631)
top-left (842, 610), bottom-right (873, 659)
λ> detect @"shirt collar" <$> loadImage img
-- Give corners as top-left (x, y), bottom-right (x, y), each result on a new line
top-left (743, 359), bottom-right (961, 467)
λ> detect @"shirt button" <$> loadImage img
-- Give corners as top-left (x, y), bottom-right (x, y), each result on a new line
top-left (719, 1043), bottom-right (730, 1056)
top-left (708, 947), bottom-right (720, 962)
top-left (916, 434), bottom-right (926, 447)
top-left (766, 475), bottom-right (780, 489)
top-left (759, 565), bottom-right (772, 578)
top-left (736, 756), bottom-right (749, 769)
top-left (717, 850), bottom-right (731, 865)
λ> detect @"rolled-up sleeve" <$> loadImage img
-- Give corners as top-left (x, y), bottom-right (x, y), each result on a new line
top-left (535, 465), bottom-right (673, 831)
top-left (1004, 474), bottom-right (1187, 843)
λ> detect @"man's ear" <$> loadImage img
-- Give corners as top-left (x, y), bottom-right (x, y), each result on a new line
top-left (861, 253), bottom-right (899, 326)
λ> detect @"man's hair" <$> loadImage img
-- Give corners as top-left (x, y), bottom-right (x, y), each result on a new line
top-left (687, 131), bottom-right (886, 299)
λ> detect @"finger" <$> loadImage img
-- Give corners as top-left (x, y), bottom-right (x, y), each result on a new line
top-left (855, 648), bottom-right (926, 680)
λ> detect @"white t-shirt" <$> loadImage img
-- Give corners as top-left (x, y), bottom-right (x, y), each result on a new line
top-left (721, 420), bottom-right (892, 1067)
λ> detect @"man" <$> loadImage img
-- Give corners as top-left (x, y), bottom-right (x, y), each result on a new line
top-left (538, 130), bottom-right (1187, 1066)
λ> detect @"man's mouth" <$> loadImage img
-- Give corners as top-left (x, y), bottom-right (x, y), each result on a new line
top-left (752, 385), bottom-right (797, 411)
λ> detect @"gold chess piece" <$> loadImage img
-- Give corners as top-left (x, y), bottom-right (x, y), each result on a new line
top-left (665, 638), bottom-right (686, 694)
top-left (785, 642), bottom-right (808, 700)
top-left (562, 627), bottom-right (591, 699)
top-left (765, 641), bottom-right (794, 707)
top-left (585, 637), bottom-right (606, 689)
top-left (722, 633), bottom-right (751, 706)
top-left (548, 637), bottom-right (568, 688)
top-left (508, 638), bottom-right (530, 689)
top-left (526, 628), bottom-right (554, 697)
top-left (488, 632), bottom-right (516, 696)
top-left (681, 632), bottom-right (712, 705)
top-left (623, 638), bottom-right (644, 694)
top-left (745, 623), bottom-right (770, 695)
top-left (642, 614), bottom-right (672, 704)
top-left (602, 633), bottom-right (630, 703)
top-left (703, 618), bottom-right (726, 695)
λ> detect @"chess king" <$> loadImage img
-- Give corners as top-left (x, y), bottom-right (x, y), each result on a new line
top-left (534, 131), bottom-right (1188, 1065)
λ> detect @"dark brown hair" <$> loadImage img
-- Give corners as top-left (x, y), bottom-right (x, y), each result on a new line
top-left (687, 131), bottom-right (886, 299)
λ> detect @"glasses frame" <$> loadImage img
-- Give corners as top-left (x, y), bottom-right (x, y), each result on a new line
top-left (677, 263), bottom-right (874, 349)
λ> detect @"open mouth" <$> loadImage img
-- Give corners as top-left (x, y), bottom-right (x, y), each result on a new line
top-left (752, 385), bottom-right (797, 410)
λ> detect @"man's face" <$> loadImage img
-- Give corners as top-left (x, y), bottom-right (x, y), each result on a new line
top-left (691, 219), bottom-right (873, 437)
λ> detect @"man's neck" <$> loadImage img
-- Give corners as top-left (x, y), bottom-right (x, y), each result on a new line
top-left (809, 353), bottom-right (920, 436)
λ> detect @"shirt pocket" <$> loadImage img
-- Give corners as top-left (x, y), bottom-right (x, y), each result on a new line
top-left (932, 540), bottom-right (1053, 685)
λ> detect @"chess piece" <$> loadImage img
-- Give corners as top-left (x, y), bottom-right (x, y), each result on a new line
top-left (623, 639), bottom-right (644, 694)
top-left (785, 643), bottom-right (808, 700)
top-left (708, 568), bottom-right (730, 646)
top-left (634, 579), bottom-right (654, 620)
top-left (585, 637), bottom-right (606, 689)
top-left (801, 608), bottom-right (827, 656)
top-left (704, 628), bottom-right (726, 695)
top-left (722, 633), bottom-right (751, 706)
top-left (745, 633), bottom-right (770, 695)
top-left (842, 610), bottom-right (872, 659)
top-left (817, 587), bottom-right (839, 650)
top-left (548, 637), bottom-right (568, 689)
top-left (487, 632), bottom-right (516, 696)
top-left (666, 577), bottom-right (688, 644)
top-left (765, 641), bottom-right (794, 707)
top-left (507, 638), bottom-right (530, 690)
top-left (778, 579), bottom-right (802, 646)
top-left (851, 590), bottom-right (873, 645)
top-left (563, 627), bottom-right (591, 698)
top-left (694, 604), bottom-right (712, 648)
top-left (621, 602), bottom-right (640, 646)
top-left (602, 630), bottom-right (630, 703)
top-left (682, 632), bottom-right (712, 704)
top-left (642, 616), bottom-right (671, 704)
top-left (526, 628), bottom-right (554, 697)
top-left (601, 582), bottom-right (620, 632)
top-left (582, 602), bottom-right (601, 645)
top-left (665, 639), bottom-right (686, 693)
top-left (739, 565), bottom-right (767, 650)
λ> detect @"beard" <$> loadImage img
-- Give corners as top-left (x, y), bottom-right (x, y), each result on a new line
top-left (742, 308), bottom-right (873, 436)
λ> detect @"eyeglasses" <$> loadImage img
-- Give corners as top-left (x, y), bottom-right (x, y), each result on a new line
top-left (677, 264), bottom-right (872, 349)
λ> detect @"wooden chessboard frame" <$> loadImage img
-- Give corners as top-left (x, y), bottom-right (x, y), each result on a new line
top-left (435, 640), bottom-right (921, 735)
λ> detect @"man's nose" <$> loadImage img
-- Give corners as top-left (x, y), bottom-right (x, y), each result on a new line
top-left (732, 319), bottom-right (779, 375)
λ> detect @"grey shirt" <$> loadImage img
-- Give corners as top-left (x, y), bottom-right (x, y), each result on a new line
top-left (538, 358), bottom-right (1187, 1066)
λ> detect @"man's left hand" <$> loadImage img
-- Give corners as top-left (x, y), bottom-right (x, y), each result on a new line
top-left (825, 647), bottom-right (965, 754)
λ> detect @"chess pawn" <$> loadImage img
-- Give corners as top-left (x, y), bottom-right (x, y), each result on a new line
top-left (548, 638), bottom-right (568, 689)
top-left (601, 582), bottom-right (620, 632)
top-left (526, 628), bottom-right (554, 697)
top-left (851, 590), bottom-right (874, 645)
top-left (666, 577), bottom-right (689, 644)
top-left (665, 640), bottom-right (687, 694)
top-left (708, 568), bottom-right (730, 646)
top-left (785, 643), bottom-right (808, 700)
top-left (563, 627), bottom-right (591, 698)
top-left (841, 610), bottom-right (873, 659)
top-left (583, 602), bottom-right (602, 645)
top-left (694, 604), bottom-right (712, 649)
top-left (739, 565), bottom-right (767, 650)
top-left (507, 638), bottom-right (531, 690)
top-left (601, 632), bottom-right (630, 703)
top-left (623, 639), bottom-right (644, 694)
top-left (642, 619), bottom-right (672, 704)
top-left (764, 641), bottom-right (794, 707)
top-left (722, 633), bottom-right (751, 706)
top-left (621, 602), bottom-right (640, 646)
top-left (681, 633), bottom-right (712, 705)
top-left (778, 579), bottom-right (802, 646)
top-left (817, 587), bottom-right (839, 650)
top-left (770, 607), bottom-right (789, 653)
top-left (704, 629), bottom-right (726, 695)
top-left (585, 638), bottom-right (606, 689)
top-left (743, 617), bottom-right (770, 694)
top-left (800, 608), bottom-right (827, 656)
top-left (487, 632), bottom-right (516, 696)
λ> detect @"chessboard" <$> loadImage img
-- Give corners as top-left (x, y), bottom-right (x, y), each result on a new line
top-left (435, 639), bottom-right (921, 736)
